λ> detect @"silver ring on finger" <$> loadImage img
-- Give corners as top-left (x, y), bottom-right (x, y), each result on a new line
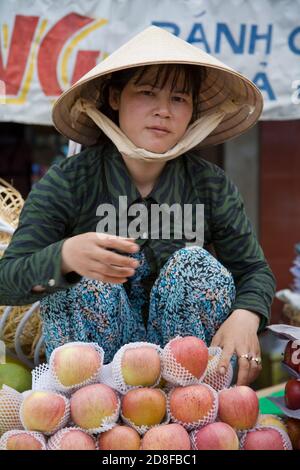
top-left (239, 353), bottom-right (251, 361)
top-left (251, 356), bottom-right (262, 366)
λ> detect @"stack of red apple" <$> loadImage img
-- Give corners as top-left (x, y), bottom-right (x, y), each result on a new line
top-left (281, 340), bottom-right (300, 450)
top-left (0, 336), bottom-right (294, 450)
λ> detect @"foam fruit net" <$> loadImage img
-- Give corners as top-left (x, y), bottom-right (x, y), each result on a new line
top-left (203, 346), bottom-right (233, 390)
top-left (31, 363), bottom-right (53, 392)
top-left (239, 425), bottom-right (293, 450)
top-left (70, 394), bottom-right (121, 435)
top-left (167, 383), bottom-right (219, 432)
top-left (0, 430), bottom-right (47, 450)
top-left (107, 342), bottom-right (163, 394)
top-left (0, 385), bottom-right (23, 435)
top-left (48, 342), bottom-right (104, 395)
top-left (190, 429), bottom-right (202, 450)
top-left (19, 390), bottom-right (71, 436)
top-left (120, 389), bottom-right (170, 435)
top-left (47, 427), bottom-right (97, 450)
top-left (162, 336), bottom-right (207, 386)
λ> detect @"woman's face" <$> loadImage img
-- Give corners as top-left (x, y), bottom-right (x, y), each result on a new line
top-left (109, 66), bottom-right (194, 153)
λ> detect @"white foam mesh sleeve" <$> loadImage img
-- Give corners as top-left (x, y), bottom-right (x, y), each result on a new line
top-left (162, 336), bottom-right (207, 386)
top-left (0, 430), bottom-right (47, 450)
top-left (203, 347), bottom-right (233, 391)
top-left (48, 342), bottom-right (104, 396)
top-left (0, 385), bottom-right (24, 435)
top-left (108, 342), bottom-right (163, 394)
top-left (69, 395), bottom-right (121, 435)
top-left (239, 425), bottom-right (293, 450)
top-left (47, 427), bottom-right (97, 450)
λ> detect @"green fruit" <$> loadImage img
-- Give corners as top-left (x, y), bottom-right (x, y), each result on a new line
top-left (5, 355), bottom-right (27, 367)
top-left (0, 363), bottom-right (32, 392)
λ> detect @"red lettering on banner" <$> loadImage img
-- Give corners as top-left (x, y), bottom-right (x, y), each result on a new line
top-left (0, 15), bottom-right (39, 95)
top-left (71, 50), bottom-right (100, 85)
top-left (38, 13), bottom-right (93, 96)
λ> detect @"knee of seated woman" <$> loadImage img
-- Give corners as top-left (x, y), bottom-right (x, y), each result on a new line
top-left (167, 245), bottom-right (214, 265)
top-left (163, 246), bottom-right (235, 284)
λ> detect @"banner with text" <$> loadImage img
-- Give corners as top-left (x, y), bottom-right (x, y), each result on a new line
top-left (0, 0), bottom-right (300, 125)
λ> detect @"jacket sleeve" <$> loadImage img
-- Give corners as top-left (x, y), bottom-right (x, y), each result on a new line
top-left (0, 163), bottom-right (82, 306)
top-left (210, 169), bottom-right (276, 332)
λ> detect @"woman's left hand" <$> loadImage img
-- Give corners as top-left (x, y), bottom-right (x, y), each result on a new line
top-left (210, 309), bottom-right (262, 386)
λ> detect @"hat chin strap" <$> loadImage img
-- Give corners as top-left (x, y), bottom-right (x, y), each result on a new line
top-left (71, 98), bottom-right (247, 162)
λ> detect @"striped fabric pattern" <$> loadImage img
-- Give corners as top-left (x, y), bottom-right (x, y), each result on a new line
top-left (0, 141), bottom-right (275, 330)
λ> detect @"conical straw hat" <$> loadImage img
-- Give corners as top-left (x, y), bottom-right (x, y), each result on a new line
top-left (52, 25), bottom-right (263, 148)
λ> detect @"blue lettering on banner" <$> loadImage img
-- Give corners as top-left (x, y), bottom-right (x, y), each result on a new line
top-left (215, 23), bottom-right (246, 54)
top-left (249, 25), bottom-right (273, 54)
top-left (152, 21), bottom-right (278, 102)
top-left (151, 21), bottom-right (180, 37)
top-left (252, 72), bottom-right (276, 100)
top-left (153, 21), bottom-right (273, 55)
top-left (288, 27), bottom-right (300, 54)
top-left (187, 23), bottom-right (211, 52)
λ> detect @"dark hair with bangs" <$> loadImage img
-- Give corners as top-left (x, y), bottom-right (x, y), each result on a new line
top-left (98, 64), bottom-right (206, 126)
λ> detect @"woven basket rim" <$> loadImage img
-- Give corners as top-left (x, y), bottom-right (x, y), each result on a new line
top-left (0, 179), bottom-right (43, 361)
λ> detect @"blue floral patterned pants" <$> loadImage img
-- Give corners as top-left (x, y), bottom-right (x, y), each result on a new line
top-left (40, 247), bottom-right (236, 363)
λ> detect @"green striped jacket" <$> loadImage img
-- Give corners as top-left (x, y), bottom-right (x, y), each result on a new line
top-left (0, 141), bottom-right (275, 330)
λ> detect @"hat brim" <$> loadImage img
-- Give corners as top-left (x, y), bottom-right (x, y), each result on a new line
top-left (52, 26), bottom-right (263, 148)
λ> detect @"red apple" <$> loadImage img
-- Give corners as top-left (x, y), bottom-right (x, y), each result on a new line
top-left (168, 336), bottom-right (208, 379)
top-left (121, 388), bottom-right (166, 427)
top-left (121, 347), bottom-right (161, 386)
top-left (286, 418), bottom-right (300, 450)
top-left (243, 428), bottom-right (288, 450)
top-left (285, 379), bottom-right (300, 410)
top-left (48, 428), bottom-right (97, 450)
top-left (98, 425), bottom-right (141, 450)
top-left (284, 341), bottom-right (300, 373)
top-left (21, 391), bottom-right (68, 433)
top-left (192, 422), bottom-right (239, 450)
top-left (218, 386), bottom-right (259, 430)
top-left (4, 431), bottom-right (46, 450)
top-left (70, 384), bottom-right (119, 430)
top-left (51, 343), bottom-right (102, 387)
top-left (169, 384), bottom-right (215, 425)
top-left (141, 424), bottom-right (191, 450)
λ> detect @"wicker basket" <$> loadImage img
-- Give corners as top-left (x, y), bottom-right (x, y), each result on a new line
top-left (282, 303), bottom-right (300, 327)
top-left (0, 178), bottom-right (44, 368)
top-left (0, 178), bottom-right (23, 255)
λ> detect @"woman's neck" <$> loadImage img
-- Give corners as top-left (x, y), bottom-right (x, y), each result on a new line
top-left (121, 154), bottom-right (166, 196)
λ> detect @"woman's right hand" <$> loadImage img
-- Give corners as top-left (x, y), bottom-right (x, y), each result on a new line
top-left (61, 232), bottom-right (140, 284)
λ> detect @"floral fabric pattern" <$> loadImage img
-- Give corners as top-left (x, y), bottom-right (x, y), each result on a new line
top-left (40, 247), bottom-right (236, 363)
